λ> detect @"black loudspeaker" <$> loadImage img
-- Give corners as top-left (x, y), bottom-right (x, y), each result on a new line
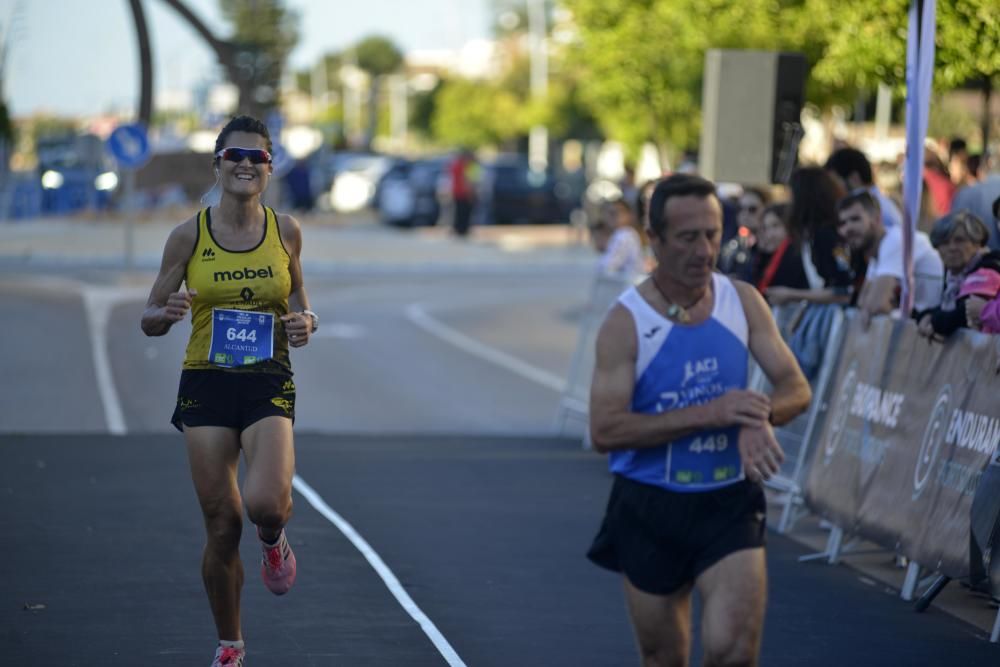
top-left (699, 50), bottom-right (808, 185)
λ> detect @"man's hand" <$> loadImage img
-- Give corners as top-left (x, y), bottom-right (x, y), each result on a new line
top-left (739, 423), bottom-right (785, 483)
top-left (707, 390), bottom-right (771, 429)
top-left (966, 295), bottom-right (987, 330)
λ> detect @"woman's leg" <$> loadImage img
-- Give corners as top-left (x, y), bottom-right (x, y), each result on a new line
top-left (241, 415), bottom-right (295, 540)
top-left (185, 425), bottom-right (244, 641)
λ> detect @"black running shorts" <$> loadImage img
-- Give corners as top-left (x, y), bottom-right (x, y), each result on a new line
top-left (171, 369), bottom-right (295, 433)
top-left (587, 474), bottom-right (766, 595)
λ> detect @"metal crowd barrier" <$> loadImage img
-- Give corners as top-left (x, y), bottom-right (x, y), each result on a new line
top-left (798, 315), bottom-right (1000, 641)
top-left (750, 303), bottom-right (848, 534)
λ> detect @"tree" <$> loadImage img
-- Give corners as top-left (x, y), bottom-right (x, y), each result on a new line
top-left (410, 78), bottom-right (444, 140)
top-left (809, 0), bottom-right (1000, 146)
top-left (218, 0), bottom-right (300, 118)
top-left (350, 35), bottom-right (404, 149)
top-left (159, 0), bottom-right (300, 120)
top-left (431, 78), bottom-right (524, 149)
top-left (563, 0), bottom-right (817, 161)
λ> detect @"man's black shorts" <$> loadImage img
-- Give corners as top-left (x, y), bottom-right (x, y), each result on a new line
top-left (171, 369), bottom-right (295, 433)
top-left (587, 474), bottom-right (766, 595)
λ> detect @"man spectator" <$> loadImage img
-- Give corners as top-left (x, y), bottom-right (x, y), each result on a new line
top-left (449, 149), bottom-right (478, 238)
top-left (948, 137), bottom-right (969, 185)
top-left (836, 189), bottom-right (943, 326)
top-left (825, 147), bottom-right (903, 230)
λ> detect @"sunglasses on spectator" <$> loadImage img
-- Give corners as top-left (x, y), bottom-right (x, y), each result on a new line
top-left (741, 205), bottom-right (760, 214)
top-left (215, 147), bottom-right (272, 164)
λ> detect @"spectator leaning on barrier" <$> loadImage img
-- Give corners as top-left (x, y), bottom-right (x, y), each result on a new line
top-left (916, 211), bottom-right (1000, 340)
top-left (837, 189), bottom-right (944, 327)
top-left (764, 167), bottom-right (859, 306)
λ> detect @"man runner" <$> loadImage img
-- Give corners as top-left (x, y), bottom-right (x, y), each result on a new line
top-left (587, 174), bottom-right (812, 666)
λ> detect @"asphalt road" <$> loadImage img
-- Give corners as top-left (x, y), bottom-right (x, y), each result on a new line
top-left (5, 433), bottom-right (999, 666)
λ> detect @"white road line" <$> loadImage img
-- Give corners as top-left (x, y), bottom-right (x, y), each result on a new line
top-left (80, 285), bottom-right (463, 664)
top-left (81, 287), bottom-right (146, 435)
top-left (405, 302), bottom-right (567, 393)
top-left (292, 475), bottom-right (467, 667)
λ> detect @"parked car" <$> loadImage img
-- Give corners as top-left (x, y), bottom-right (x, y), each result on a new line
top-left (377, 157), bottom-right (450, 227)
top-left (36, 133), bottom-right (118, 214)
top-left (328, 153), bottom-right (401, 213)
top-left (476, 155), bottom-right (578, 225)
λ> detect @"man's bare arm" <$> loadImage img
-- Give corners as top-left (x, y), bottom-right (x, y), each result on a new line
top-left (859, 276), bottom-right (898, 320)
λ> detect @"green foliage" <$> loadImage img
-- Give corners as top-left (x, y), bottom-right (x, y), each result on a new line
top-left (410, 79), bottom-right (444, 138)
top-left (431, 78), bottom-right (525, 148)
top-left (809, 0), bottom-right (999, 94)
top-left (561, 0), bottom-right (997, 155)
top-left (563, 0), bottom-right (815, 155)
top-left (353, 35), bottom-right (404, 77)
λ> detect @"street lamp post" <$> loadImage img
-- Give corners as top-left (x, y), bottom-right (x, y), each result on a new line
top-left (527, 0), bottom-right (548, 173)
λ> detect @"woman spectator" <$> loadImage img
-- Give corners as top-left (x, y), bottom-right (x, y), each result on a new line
top-left (764, 167), bottom-right (861, 306)
top-left (719, 186), bottom-right (770, 281)
top-left (595, 197), bottom-right (645, 279)
top-left (752, 202), bottom-right (811, 293)
top-left (924, 142), bottom-right (957, 216)
top-left (917, 211), bottom-right (1000, 338)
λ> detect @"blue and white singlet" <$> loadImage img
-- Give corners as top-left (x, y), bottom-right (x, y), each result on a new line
top-left (609, 273), bottom-right (749, 492)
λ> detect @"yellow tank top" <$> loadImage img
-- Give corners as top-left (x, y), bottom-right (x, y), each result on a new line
top-left (182, 206), bottom-right (292, 373)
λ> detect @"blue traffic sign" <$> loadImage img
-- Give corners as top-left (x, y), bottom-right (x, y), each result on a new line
top-left (107, 123), bottom-right (151, 170)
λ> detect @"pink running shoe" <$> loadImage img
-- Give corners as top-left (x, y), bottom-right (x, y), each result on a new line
top-left (211, 645), bottom-right (245, 667)
top-left (259, 527), bottom-right (297, 595)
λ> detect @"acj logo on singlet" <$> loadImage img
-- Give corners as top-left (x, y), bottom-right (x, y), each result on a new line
top-left (681, 357), bottom-right (718, 387)
top-left (213, 266), bottom-right (274, 282)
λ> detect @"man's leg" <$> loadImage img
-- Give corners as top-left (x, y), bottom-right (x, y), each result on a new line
top-left (695, 548), bottom-right (767, 667)
top-left (185, 426), bottom-right (244, 642)
top-left (622, 578), bottom-right (694, 667)
top-left (241, 416), bottom-right (295, 541)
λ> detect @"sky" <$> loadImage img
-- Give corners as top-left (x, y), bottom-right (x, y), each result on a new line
top-left (1, 0), bottom-right (492, 118)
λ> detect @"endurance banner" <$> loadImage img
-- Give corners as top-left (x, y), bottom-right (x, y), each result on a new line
top-left (804, 315), bottom-right (1000, 577)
